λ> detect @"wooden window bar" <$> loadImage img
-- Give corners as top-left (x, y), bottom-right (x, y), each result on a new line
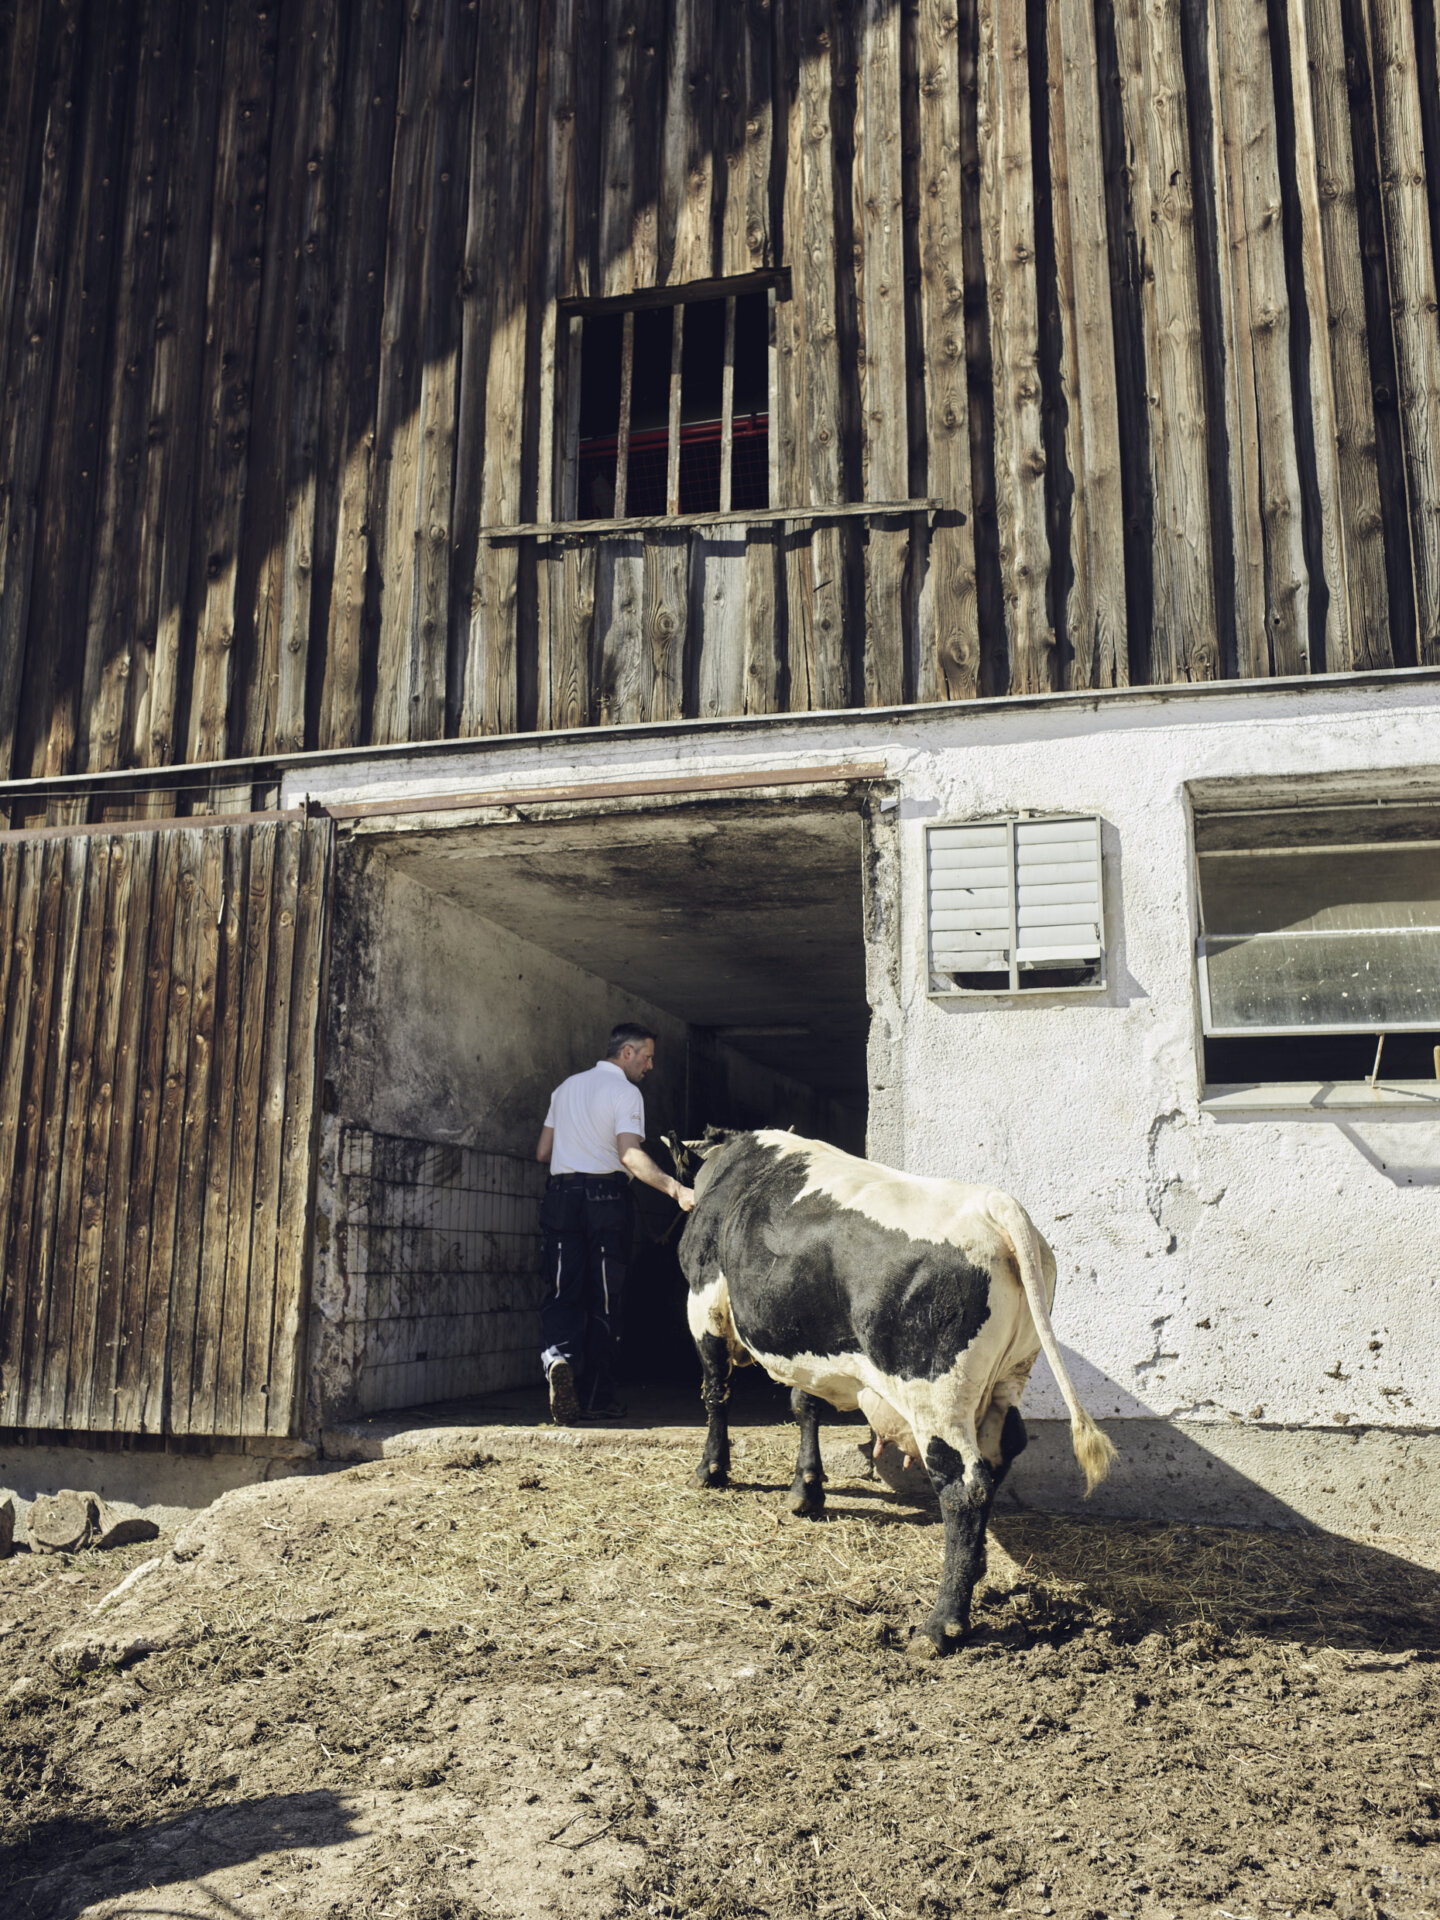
top-left (544, 275), bottom-right (952, 540)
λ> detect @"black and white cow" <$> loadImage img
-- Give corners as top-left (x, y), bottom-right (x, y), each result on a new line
top-left (676, 1129), bottom-right (1116, 1654)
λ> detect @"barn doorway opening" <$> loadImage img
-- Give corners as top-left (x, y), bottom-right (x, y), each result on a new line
top-left (320, 788), bottom-right (875, 1420)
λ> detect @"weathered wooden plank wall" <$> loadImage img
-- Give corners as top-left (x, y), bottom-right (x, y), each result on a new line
top-left (0, 815), bottom-right (331, 1435)
top-left (1, 0), bottom-right (1439, 785)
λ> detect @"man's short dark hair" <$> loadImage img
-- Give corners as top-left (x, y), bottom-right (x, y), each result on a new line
top-left (607, 1022), bottom-right (656, 1059)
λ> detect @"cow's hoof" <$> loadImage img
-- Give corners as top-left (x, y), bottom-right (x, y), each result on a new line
top-left (694, 1463), bottom-right (729, 1490)
top-left (921, 1613), bottom-right (969, 1655)
top-left (786, 1480), bottom-right (826, 1518)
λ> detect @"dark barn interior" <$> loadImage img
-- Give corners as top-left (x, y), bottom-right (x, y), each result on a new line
top-left (323, 792), bottom-right (873, 1403)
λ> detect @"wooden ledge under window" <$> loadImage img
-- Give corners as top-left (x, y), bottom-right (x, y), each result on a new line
top-left (1201, 1081), bottom-right (1440, 1113)
top-left (476, 499), bottom-right (952, 543)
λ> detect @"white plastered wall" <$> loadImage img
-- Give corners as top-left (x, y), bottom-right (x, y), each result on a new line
top-left (883, 686), bottom-right (1440, 1443)
top-left (289, 670), bottom-right (1440, 1533)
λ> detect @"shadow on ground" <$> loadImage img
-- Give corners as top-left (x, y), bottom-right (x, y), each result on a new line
top-left (6, 1789), bottom-right (359, 1920)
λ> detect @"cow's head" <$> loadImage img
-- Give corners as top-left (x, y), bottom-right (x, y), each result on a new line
top-left (660, 1126), bottom-right (739, 1184)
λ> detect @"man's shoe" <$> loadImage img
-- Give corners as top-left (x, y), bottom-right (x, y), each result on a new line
top-left (581, 1399), bottom-right (628, 1422)
top-left (547, 1359), bottom-right (580, 1426)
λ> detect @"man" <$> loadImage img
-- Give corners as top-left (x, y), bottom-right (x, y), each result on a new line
top-left (536, 1023), bottom-right (695, 1423)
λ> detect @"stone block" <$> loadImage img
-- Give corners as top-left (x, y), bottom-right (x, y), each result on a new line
top-left (28, 1491), bottom-right (100, 1554)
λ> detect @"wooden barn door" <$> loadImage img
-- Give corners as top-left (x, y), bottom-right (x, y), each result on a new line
top-left (0, 813), bottom-right (333, 1439)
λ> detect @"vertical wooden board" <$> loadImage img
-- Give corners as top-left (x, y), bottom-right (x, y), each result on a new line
top-left (741, 0), bottom-right (775, 273)
top-left (237, 0), bottom-right (343, 760)
top-left (798, 0), bottom-right (849, 709)
top-left (1049, 0), bottom-right (1126, 688)
top-left (241, 822), bottom-right (302, 1434)
top-left (595, 536), bottom-right (646, 722)
top-left (715, 0), bottom-right (746, 275)
top-left (86, 831), bottom-right (157, 1431)
top-left (132, 828), bottom-right (203, 1432)
top-left (37, 838), bottom-right (112, 1427)
top-left (369, 0), bottom-right (444, 747)
top-left (185, 827), bottom-right (247, 1433)
top-left (265, 817), bottom-right (332, 1435)
top-left (63, 834), bottom-right (134, 1426)
top-left (315, 6), bottom-right (403, 752)
top-left (599, 0), bottom-right (643, 294)
top-left (215, 823), bottom-right (276, 1436)
top-left (856, 0), bottom-right (909, 706)
top-left (19, 0), bottom-right (137, 779)
top-left (16, 836), bottom-right (89, 1427)
top-left (185, 1), bottom-right (279, 763)
top-left (1211, 0), bottom-right (1309, 676)
top-left (0, 0), bottom-right (44, 416)
top-left (0, 844), bottom-right (44, 1423)
top-left (412, 0), bottom-right (475, 747)
top-left (463, 0), bottom-right (540, 737)
top-left (112, 828), bottom-right (181, 1431)
top-left (1113, 0), bottom-right (1218, 682)
top-left (694, 534), bottom-right (748, 716)
top-left (450, 0), bottom-right (507, 735)
top-left (535, 0), bottom-right (583, 728)
top-left (82, 0), bottom-right (184, 773)
top-left (551, 540), bottom-right (597, 729)
top-left (1366, 0), bottom-right (1440, 665)
top-left (132, 0), bottom-right (224, 770)
top-left (743, 528), bottom-right (783, 712)
top-left (642, 532), bottom-right (688, 720)
top-left (1287, 0), bottom-right (1388, 670)
top-left (660, 0), bottom-right (715, 284)
top-left (0, 8), bottom-right (82, 779)
top-left (914, 0), bottom-right (979, 702)
top-left (165, 827), bottom-right (225, 1432)
top-left (977, 0), bottom-right (1053, 695)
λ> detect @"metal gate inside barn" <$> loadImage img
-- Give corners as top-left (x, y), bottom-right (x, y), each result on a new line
top-left (0, 813), bottom-right (331, 1439)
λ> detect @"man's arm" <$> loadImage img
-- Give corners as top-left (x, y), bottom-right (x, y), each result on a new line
top-left (536, 1126), bottom-right (554, 1165)
top-left (617, 1133), bottom-right (694, 1210)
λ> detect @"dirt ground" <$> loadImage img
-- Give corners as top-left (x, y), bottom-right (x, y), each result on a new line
top-left (2, 1429), bottom-right (1439, 1920)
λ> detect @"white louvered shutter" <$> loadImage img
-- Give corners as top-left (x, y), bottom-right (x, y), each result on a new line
top-left (928, 817), bottom-right (1104, 989)
top-left (927, 824), bottom-right (1012, 974)
top-left (1014, 817), bottom-right (1103, 965)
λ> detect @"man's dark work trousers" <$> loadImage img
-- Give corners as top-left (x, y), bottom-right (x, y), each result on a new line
top-left (539, 1174), bottom-right (631, 1412)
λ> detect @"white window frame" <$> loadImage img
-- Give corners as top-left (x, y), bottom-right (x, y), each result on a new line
top-left (1193, 813), bottom-right (1440, 1040)
top-left (925, 814), bottom-right (1106, 998)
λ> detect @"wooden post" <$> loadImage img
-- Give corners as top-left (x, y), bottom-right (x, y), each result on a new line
top-left (667, 302), bottom-right (685, 514)
top-left (612, 308), bottom-right (636, 519)
top-left (720, 296), bottom-right (737, 514)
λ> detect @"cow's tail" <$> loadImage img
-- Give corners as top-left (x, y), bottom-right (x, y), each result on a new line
top-left (987, 1191), bottom-right (1117, 1496)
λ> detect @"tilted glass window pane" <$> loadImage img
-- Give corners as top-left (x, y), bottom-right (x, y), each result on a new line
top-left (1201, 930), bottom-right (1440, 1031)
top-left (1196, 825), bottom-right (1440, 1033)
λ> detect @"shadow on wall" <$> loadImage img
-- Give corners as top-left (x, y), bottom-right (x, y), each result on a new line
top-left (3, 1789), bottom-right (359, 1920)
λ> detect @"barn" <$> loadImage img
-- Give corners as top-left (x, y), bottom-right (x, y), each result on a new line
top-left (0, 0), bottom-right (1436, 1538)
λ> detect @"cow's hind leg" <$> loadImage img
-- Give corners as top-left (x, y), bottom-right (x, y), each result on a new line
top-left (694, 1332), bottom-right (732, 1489)
top-left (787, 1389), bottom-right (827, 1516)
top-left (919, 1436), bottom-right (997, 1654)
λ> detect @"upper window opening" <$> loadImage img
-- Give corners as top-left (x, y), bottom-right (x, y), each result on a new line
top-left (567, 289), bottom-right (771, 522)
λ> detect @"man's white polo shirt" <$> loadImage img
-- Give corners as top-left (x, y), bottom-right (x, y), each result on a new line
top-left (545, 1060), bottom-right (645, 1175)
